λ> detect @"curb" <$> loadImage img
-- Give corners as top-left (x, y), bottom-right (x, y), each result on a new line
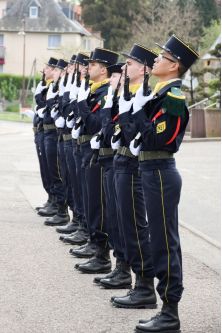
top-left (183, 137), bottom-right (221, 143)
top-left (179, 220), bottom-right (221, 249)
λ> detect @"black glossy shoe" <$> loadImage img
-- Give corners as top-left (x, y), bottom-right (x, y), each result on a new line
top-left (74, 258), bottom-right (91, 269)
top-left (69, 243), bottom-right (86, 254)
top-left (112, 276), bottom-right (157, 309)
top-left (56, 221), bottom-right (79, 234)
top-left (70, 241), bottom-right (97, 258)
top-left (77, 257), bottom-right (112, 274)
top-left (100, 263), bottom-right (132, 289)
top-left (44, 213), bottom-right (70, 226)
top-left (63, 229), bottom-right (88, 245)
top-left (35, 198), bottom-right (51, 211)
top-left (59, 232), bottom-right (76, 241)
top-left (93, 266), bottom-right (120, 285)
top-left (135, 303), bottom-right (181, 332)
top-left (38, 204), bottom-right (58, 217)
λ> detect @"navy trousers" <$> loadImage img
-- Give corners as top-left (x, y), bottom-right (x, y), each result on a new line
top-left (140, 158), bottom-right (183, 303)
top-left (44, 129), bottom-right (66, 206)
top-left (34, 130), bottom-right (51, 196)
top-left (99, 156), bottom-right (125, 261)
top-left (113, 154), bottom-right (155, 278)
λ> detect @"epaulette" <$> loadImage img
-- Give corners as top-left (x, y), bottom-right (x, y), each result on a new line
top-left (162, 87), bottom-right (186, 117)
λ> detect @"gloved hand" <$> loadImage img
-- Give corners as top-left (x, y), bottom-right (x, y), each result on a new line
top-left (90, 135), bottom-right (101, 150)
top-left (111, 138), bottom-right (121, 150)
top-left (119, 91), bottom-right (134, 114)
top-left (129, 139), bottom-right (141, 156)
top-left (35, 81), bottom-right (47, 96)
top-left (59, 76), bottom-right (66, 97)
top-left (64, 73), bottom-right (73, 93)
top-left (132, 84), bottom-right (154, 114)
top-left (69, 74), bottom-right (80, 101)
top-left (50, 106), bottom-right (59, 119)
top-left (103, 86), bottom-right (113, 109)
top-left (46, 83), bottom-right (58, 100)
top-left (55, 116), bottom-right (65, 128)
top-left (77, 79), bottom-right (90, 103)
top-left (66, 117), bottom-right (74, 128)
top-left (71, 126), bottom-right (81, 139)
top-left (37, 107), bottom-right (45, 118)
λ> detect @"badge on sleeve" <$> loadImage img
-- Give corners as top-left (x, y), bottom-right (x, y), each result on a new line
top-left (156, 121), bottom-right (166, 134)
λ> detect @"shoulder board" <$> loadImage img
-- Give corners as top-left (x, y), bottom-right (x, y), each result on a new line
top-left (162, 87), bottom-right (186, 117)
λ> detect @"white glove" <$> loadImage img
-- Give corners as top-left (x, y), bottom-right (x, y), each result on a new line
top-left (55, 116), bottom-right (65, 128)
top-left (35, 81), bottom-right (47, 96)
top-left (66, 116), bottom-right (74, 128)
top-left (71, 126), bottom-right (81, 139)
top-left (129, 139), bottom-right (141, 156)
top-left (90, 135), bottom-right (101, 150)
top-left (103, 86), bottom-right (113, 109)
top-left (111, 138), bottom-right (120, 150)
top-left (64, 73), bottom-right (73, 93)
top-left (77, 79), bottom-right (90, 103)
top-left (119, 91), bottom-right (134, 114)
top-left (59, 76), bottom-right (66, 97)
top-left (46, 83), bottom-right (58, 100)
top-left (70, 74), bottom-right (80, 101)
top-left (132, 84), bottom-right (154, 114)
top-left (50, 106), bottom-right (59, 119)
top-left (37, 107), bottom-right (45, 118)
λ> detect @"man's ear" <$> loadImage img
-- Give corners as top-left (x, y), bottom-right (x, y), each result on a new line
top-left (169, 61), bottom-right (179, 74)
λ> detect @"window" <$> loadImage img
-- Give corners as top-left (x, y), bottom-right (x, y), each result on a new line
top-left (0, 64), bottom-right (3, 73)
top-left (0, 34), bottom-right (4, 45)
top-left (29, 6), bottom-right (38, 18)
top-left (48, 35), bottom-right (61, 49)
top-left (82, 38), bottom-right (91, 51)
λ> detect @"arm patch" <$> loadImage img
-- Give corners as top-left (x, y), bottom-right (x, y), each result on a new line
top-left (162, 87), bottom-right (186, 117)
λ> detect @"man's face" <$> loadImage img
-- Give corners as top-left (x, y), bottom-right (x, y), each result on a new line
top-left (88, 62), bottom-right (107, 82)
top-left (79, 64), bottom-right (88, 77)
top-left (67, 63), bottom-right (75, 74)
top-left (121, 58), bottom-right (144, 84)
top-left (44, 65), bottom-right (54, 80)
top-left (53, 67), bottom-right (62, 81)
top-left (109, 72), bottom-right (122, 91)
top-left (151, 51), bottom-right (178, 77)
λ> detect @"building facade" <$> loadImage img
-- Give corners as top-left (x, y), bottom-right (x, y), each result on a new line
top-left (0, 0), bottom-right (103, 75)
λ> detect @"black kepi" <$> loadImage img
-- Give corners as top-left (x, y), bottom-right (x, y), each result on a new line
top-left (122, 44), bottom-right (158, 68)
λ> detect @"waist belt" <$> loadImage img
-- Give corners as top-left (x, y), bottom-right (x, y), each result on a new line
top-left (99, 148), bottom-right (114, 156)
top-left (43, 124), bottom-right (56, 131)
top-left (33, 127), bottom-right (37, 134)
top-left (77, 135), bottom-right (93, 145)
top-left (139, 151), bottom-right (174, 161)
top-left (63, 134), bottom-right (72, 141)
top-left (117, 146), bottom-right (136, 159)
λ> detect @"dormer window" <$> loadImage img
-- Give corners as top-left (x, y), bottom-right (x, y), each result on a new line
top-left (29, 6), bottom-right (38, 18)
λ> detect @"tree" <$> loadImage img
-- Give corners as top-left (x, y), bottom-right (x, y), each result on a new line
top-left (80, 0), bottom-right (139, 51)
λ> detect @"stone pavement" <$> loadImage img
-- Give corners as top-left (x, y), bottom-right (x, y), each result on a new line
top-left (0, 121), bottom-right (220, 333)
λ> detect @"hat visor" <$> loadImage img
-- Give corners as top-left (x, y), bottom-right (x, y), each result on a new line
top-left (87, 58), bottom-right (110, 64)
top-left (121, 52), bottom-right (143, 64)
top-left (45, 63), bottom-right (57, 67)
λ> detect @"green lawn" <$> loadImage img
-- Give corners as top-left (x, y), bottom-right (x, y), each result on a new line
top-left (0, 112), bottom-right (32, 123)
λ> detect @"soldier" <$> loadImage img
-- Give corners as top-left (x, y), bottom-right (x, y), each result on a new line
top-left (33, 57), bottom-right (57, 211)
top-left (38, 59), bottom-right (69, 227)
top-left (57, 52), bottom-right (90, 243)
top-left (128, 35), bottom-right (199, 333)
top-left (72, 48), bottom-right (119, 274)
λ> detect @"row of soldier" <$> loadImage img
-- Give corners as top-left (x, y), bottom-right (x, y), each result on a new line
top-left (33, 35), bottom-right (199, 333)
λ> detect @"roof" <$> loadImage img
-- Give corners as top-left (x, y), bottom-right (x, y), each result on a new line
top-left (0, 0), bottom-right (90, 35)
top-left (202, 35), bottom-right (221, 60)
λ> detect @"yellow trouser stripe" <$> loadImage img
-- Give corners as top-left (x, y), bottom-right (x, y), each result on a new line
top-left (158, 169), bottom-right (170, 303)
top-left (100, 167), bottom-right (104, 231)
top-left (132, 174), bottom-right (144, 276)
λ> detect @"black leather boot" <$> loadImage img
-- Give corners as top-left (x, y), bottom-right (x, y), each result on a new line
top-left (62, 229), bottom-right (89, 245)
top-left (135, 302), bottom-right (180, 332)
top-left (38, 201), bottom-right (58, 217)
top-left (44, 205), bottom-right (70, 226)
top-left (56, 219), bottom-right (79, 234)
top-left (100, 261), bottom-right (132, 289)
top-left (77, 242), bottom-right (111, 274)
top-left (59, 232), bottom-right (76, 241)
top-left (112, 275), bottom-right (157, 309)
top-left (70, 241), bottom-right (97, 258)
top-left (35, 195), bottom-right (52, 211)
top-left (93, 259), bottom-right (122, 285)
